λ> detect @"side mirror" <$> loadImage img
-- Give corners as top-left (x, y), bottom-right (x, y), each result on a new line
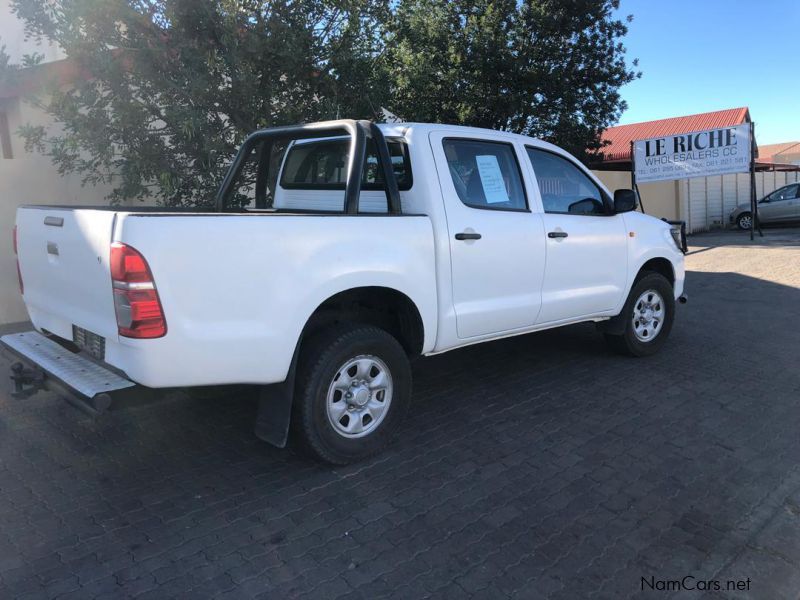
top-left (614, 189), bottom-right (638, 213)
top-left (568, 198), bottom-right (603, 215)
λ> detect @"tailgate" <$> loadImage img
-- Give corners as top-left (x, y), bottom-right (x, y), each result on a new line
top-left (16, 207), bottom-right (119, 342)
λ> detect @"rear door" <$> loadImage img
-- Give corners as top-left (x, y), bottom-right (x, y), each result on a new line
top-left (524, 146), bottom-right (628, 324)
top-left (429, 131), bottom-right (546, 339)
top-left (16, 207), bottom-right (119, 341)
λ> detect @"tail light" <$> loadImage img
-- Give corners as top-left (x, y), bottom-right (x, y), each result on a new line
top-left (110, 242), bottom-right (166, 338)
top-left (13, 225), bottom-right (23, 294)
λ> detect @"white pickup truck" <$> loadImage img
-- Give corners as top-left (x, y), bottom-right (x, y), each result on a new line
top-left (3, 120), bottom-right (686, 464)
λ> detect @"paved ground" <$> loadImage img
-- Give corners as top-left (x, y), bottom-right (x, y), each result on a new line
top-left (2, 228), bottom-right (800, 599)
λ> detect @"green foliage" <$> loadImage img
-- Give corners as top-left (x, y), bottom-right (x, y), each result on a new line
top-left (0, 44), bottom-right (20, 88)
top-left (382, 0), bottom-right (639, 159)
top-left (8, 0), bottom-right (390, 206)
top-left (6, 0), bottom-right (636, 206)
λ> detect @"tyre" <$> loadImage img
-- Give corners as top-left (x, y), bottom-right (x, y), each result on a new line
top-left (293, 324), bottom-right (412, 464)
top-left (604, 272), bottom-right (675, 357)
top-left (736, 212), bottom-right (753, 230)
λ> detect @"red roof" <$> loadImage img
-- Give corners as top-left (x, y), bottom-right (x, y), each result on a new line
top-left (757, 141), bottom-right (800, 162)
top-left (0, 58), bottom-right (88, 100)
top-left (597, 107), bottom-right (751, 162)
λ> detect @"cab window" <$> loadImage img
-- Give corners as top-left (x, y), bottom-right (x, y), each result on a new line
top-left (442, 139), bottom-right (527, 211)
top-left (527, 147), bottom-right (608, 216)
top-left (280, 138), bottom-right (412, 191)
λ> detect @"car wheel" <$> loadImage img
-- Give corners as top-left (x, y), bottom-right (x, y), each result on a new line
top-left (736, 212), bottom-right (753, 230)
top-left (604, 272), bottom-right (675, 357)
top-left (293, 324), bottom-right (412, 464)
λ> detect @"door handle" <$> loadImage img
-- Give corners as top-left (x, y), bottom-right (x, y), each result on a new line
top-left (548, 231), bottom-right (568, 239)
top-left (455, 232), bottom-right (482, 241)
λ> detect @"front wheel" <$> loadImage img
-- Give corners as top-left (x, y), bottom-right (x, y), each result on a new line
top-left (293, 324), bottom-right (412, 464)
top-left (736, 212), bottom-right (753, 230)
top-left (604, 272), bottom-right (675, 357)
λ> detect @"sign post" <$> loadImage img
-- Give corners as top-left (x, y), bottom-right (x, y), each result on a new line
top-left (748, 122), bottom-right (763, 240)
top-left (629, 140), bottom-right (645, 213)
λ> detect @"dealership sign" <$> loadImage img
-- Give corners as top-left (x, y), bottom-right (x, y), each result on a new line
top-left (633, 123), bottom-right (751, 183)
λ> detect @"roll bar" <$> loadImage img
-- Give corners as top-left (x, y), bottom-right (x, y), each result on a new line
top-left (214, 119), bottom-right (402, 215)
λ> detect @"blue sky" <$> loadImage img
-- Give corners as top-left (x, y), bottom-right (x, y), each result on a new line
top-left (614, 0), bottom-right (800, 145)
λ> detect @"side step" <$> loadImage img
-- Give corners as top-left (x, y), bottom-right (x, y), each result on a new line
top-left (1, 330), bottom-right (136, 415)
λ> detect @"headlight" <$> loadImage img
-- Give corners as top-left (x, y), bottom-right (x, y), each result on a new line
top-left (669, 226), bottom-right (685, 253)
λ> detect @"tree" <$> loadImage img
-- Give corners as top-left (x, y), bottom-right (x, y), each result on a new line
top-left (4, 0), bottom-right (637, 206)
top-left (382, 0), bottom-right (638, 159)
top-left (7, 0), bottom-right (389, 206)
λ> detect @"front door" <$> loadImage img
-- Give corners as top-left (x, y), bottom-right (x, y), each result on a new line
top-left (759, 184), bottom-right (799, 222)
top-left (524, 146), bottom-right (628, 324)
top-left (429, 132), bottom-right (546, 339)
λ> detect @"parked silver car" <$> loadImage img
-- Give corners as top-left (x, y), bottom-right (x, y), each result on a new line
top-left (730, 183), bottom-right (800, 230)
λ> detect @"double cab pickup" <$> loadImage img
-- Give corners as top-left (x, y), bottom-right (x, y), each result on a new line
top-left (4, 120), bottom-right (686, 464)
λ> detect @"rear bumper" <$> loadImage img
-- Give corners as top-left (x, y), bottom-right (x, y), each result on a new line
top-left (1, 330), bottom-right (137, 414)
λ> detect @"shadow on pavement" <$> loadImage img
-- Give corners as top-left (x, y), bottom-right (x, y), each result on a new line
top-left (0, 269), bottom-right (798, 598)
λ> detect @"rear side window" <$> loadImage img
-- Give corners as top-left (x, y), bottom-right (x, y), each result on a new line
top-left (527, 147), bottom-right (608, 215)
top-left (280, 138), bottom-right (412, 191)
top-left (442, 139), bottom-right (527, 211)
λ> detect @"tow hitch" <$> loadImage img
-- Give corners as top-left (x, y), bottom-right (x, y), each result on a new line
top-left (9, 361), bottom-right (46, 399)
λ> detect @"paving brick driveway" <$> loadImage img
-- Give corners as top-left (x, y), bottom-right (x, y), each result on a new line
top-left (2, 229), bottom-right (800, 599)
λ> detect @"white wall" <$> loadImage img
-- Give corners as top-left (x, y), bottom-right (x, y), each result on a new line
top-left (0, 2), bottom-right (99, 324)
top-left (593, 170), bottom-right (680, 221)
top-left (0, 0), bottom-right (66, 64)
top-left (1, 95), bottom-right (115, 324)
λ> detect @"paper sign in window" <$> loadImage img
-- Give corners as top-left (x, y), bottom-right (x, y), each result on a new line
top-left (475, 155), bottom-right (509, 204)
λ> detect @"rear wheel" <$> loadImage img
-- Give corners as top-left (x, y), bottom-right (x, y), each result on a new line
top-left (736, 212), bottom-right (753, 230)
top-left (604, 272), bottom-right (675, 357)
top-left (293, 324), bottom-right (412, 464)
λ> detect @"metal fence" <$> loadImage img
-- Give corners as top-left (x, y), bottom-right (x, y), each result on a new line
top-left (681, 170), bottom-right (800, 232)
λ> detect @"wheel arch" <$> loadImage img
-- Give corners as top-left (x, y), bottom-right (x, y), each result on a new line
top-left (299, 286), bottom-right (426, 358)
top-left (255, 285), bottom-right (425, 450)
top-left (601, 255), bottom-right (677, 337)
top-left (636, 257), bottom-right (675, 287)
top-left (736, 211), bottom-right (753, 229)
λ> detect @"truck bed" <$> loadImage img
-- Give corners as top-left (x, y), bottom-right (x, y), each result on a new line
top-left (15, 205), bottom-right (437, 388)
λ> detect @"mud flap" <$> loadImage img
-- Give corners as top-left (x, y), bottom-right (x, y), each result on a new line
top-left (596, 315), bottom-right (627, 336)
top-left (254, 348), bottom-right (299, 448)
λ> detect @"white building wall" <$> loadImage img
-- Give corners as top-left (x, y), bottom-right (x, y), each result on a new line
top-left (1, 95), bottom-right (116, 324)
top-left (0, 1), bottom-right (66, 63)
